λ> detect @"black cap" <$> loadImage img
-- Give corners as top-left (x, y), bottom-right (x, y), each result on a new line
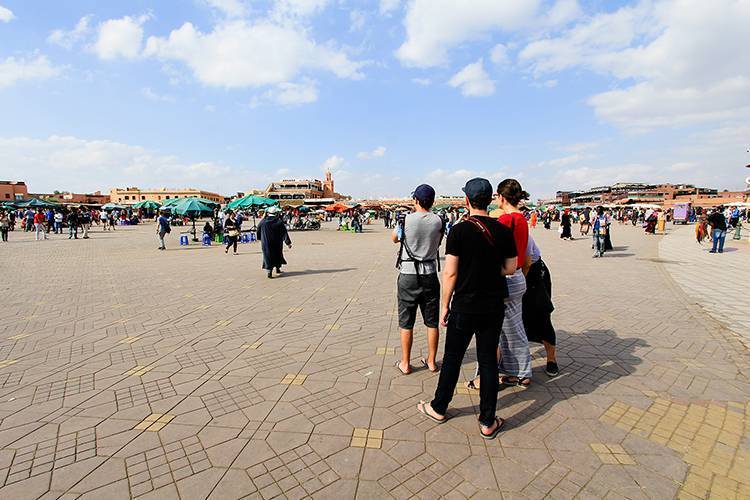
top-left (412, 184), bottom-right (435, 206)
top-left (462, 178), bottom-right (493, 202)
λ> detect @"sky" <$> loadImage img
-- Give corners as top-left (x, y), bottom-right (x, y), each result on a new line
top-left (0, 0), bottom-right (749, 200)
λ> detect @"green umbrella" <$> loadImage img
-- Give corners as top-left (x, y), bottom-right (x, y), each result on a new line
top-left (133, 200), bottom-right (161, 210)
top-left (17, 198), bottom-right (60, 208)
top-left (171, 198), bottom-right (214, 241)
top-left (227, 194), bottom-right (277, 210)
top-left (101, 202), bottom-right (126, 211)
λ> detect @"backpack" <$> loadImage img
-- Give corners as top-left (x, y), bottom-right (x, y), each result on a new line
top-left (395, 216), bottom-right (443, 275)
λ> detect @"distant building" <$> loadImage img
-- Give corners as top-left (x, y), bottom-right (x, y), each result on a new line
top-left (0, 181), bottom-right (28, 201)
top-left (109, 187), bottom-right (224, 205)
top-left (264, 171), bottom-right (348, 204)
top-left (32, 191), bottom-right (111, 205)
top-left (555, 182), bottom-right (744, 207)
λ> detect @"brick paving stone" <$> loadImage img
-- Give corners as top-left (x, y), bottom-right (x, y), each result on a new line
top-left (0, 221), bottom-right (748, 498)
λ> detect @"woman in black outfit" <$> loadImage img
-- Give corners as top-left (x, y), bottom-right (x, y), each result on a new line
top-left (560, 209), bottom-right (572, 240)
top-left (224, 210), bottom-right (239, 254)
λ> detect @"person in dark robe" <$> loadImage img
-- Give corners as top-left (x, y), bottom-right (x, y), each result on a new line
top-left (257, 206), bottom-right (292, 279)
top-left (560, 209), bottom-right (572, 240)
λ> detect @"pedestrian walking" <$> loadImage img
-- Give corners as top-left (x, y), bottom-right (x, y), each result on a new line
top-left (101, 210), bottom-right (109, 231)
top-left (54, 211), bottom-right (63, 234)
top-left (416, 178), bottom-right (517, 440)
top-left (708, 206), bottom-right (728, 254)
top-left (34, 209), bottom-right (48, 240)
top-left (0, 211), bottom-right (9, 242)
top-left (257, 206), bottom-right (292, 279)
top-left (80, 209), bottom-right (91, 239)
top-left (392, 184), bottom-right (443, 375)
top-left (224, 210), bottom-right (240, 255)
top-left (67, 209), bottom-right (79, 239)
top-left (560, 208), bottom-right (572, 240)
top-left (157, 210), bottom-right (170, 250)
top-left (592, 206), bottom-right (608, 257)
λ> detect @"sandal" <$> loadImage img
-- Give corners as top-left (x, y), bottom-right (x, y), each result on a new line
top-left (417, 401), bottom-right (446, 424)
top-left (465, 378), bottom-right (480, 391)
top-left (394, 360), bottom-right (411, 375)
top-left (479, 417), bottom-right (504, 440)
top-left (420, 358), bottom-right (439, 373)
top-left (499, 376), bottom-right (531, 388)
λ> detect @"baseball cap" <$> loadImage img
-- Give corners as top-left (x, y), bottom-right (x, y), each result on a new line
top-left (462, 178), bottom-right (493, 202)
top-left (412, 184), bottom-right (436, 206)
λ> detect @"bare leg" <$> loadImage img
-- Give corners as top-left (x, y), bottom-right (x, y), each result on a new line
top-left (425, 327), bottom-right (439, 370)
top-left (399, 328), bottom-right (413, 374)
top-left (543, 341), bottom-right (556, 362)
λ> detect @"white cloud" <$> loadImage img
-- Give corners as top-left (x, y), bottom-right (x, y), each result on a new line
top-left (357, 146), bottom-right (386, 160)
top-left (350, 10), bottom-right (366, 32)
top-left (489, 43), bottom-right (510, 66)
top-left (411, 77), bottom-right (431, 86)
top-left (263, 79), bottom-right (318, 106)
top-left (379, 0), bottom-right (401, 16)
top-left (93, 14), bottom-right (151, 60)
top-left (543, 0), bottom-right (581, 27)
top-left (48, 15), bottom-right (92, 49)
top-left (144, 20), bottom-right (364, 88)
top-left (272, 0), bottom-right (330, 20)
top-left (0, 55), bottom-right (63, 89)
top-left (321, 155), bottom-right (344, 171)
top-left (520, 0), bottom-right (750, 129)
top-left (396, 0), bottom-right (541, 67)
top-left (0, 4), bottom-right (14, 22)
top-left (204, 104), bottom-right (216, 112)
top-left (448, 59), bottom-right (495, 97)
top-left (203, 0), bottom-right (248, 18)
top-left (141, 87), bottom-right (176, 103)
top-left (540, 153), bottom-right (595, 168)
top-left (0, 135), bottom-right (245, 194)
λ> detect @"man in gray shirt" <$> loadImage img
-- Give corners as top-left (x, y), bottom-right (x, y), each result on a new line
top-left (392, 184), bottom-right (444, 374)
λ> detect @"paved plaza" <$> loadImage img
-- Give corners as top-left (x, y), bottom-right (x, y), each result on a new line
top-left (0, 220), bottom-right (748, 499)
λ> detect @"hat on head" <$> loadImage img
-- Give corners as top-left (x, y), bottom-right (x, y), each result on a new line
top-left (266, 206), bottom-right (281, 215)
top-left (412, 184), bottom-right (436, 206)
top-left (462, 178), bottom-right (493, 203)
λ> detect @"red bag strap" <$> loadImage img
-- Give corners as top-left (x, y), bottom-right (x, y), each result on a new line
top-left (466, 217), bottom-right (495, 247)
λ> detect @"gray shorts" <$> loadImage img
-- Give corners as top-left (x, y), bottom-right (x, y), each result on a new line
top-left (397, 273), bottom-right (440, 329)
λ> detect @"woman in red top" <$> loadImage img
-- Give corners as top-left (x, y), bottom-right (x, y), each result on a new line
top-left (496, 179), bottom-right (532, 387)
top-left (33, 209), bottom-right (48, 241)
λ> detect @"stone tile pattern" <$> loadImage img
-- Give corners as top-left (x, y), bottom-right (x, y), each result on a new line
top-left (0, 221), bottom-right (748, 499)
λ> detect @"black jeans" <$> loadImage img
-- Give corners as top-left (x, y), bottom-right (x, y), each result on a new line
top-left (0, 228), bottom-right (7, 241)
top-left (225, 235), bottom-right (238, 253)
top-left (431, 310), bottom-right (504, 427)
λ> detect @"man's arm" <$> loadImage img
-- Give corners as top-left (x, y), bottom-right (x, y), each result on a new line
top-left (440, 254), bottom-right (458, 327)
top-left (391, 229), bottom-right (400, 244)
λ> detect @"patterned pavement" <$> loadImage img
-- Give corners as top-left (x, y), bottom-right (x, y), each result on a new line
top-left (0, 220), bottom-right (748, 499)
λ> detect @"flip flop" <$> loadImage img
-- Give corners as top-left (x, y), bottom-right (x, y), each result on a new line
top-left (417, 401), bottom-right (446, 424)
top-left (394, 361), bottom-right (410, 375)
top-left (479, 417), bottom-right (504, 440)
top-left (420, 358), bottom-right (439, 373)
top-left (465, 378), bottom-right (480, 391)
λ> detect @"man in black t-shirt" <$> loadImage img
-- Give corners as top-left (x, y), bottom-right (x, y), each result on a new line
top-left (707, 207), bottom-right (728, 253)
top-left (417, 178), bottom-right (517, 440)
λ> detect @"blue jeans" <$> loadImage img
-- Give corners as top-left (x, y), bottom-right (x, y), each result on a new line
top-left (593, 233), bottom-right (606, 256)
top-left (711, 229), bottom-right (726, 252)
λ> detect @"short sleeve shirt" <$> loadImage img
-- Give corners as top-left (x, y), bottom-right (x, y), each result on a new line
top-left (446, 216), bottom-right (517, 314)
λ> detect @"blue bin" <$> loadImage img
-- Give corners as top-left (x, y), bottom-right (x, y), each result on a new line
top-left (202, 234), bottom-right (211, 246)
top-left (180, 235), bottom-right (189, 246)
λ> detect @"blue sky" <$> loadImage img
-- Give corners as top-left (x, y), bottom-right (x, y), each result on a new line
top-left (1, 0), bottom-right (748, 200)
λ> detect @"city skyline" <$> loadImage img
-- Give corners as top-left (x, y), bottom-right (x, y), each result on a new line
top-left (1, 0), bottom-right (749, 200)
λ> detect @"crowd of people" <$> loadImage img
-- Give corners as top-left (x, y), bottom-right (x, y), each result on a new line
top-left (0, 206), bottom-right (134, 241)
top-left (388, 178), bottom-right (559, 439)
